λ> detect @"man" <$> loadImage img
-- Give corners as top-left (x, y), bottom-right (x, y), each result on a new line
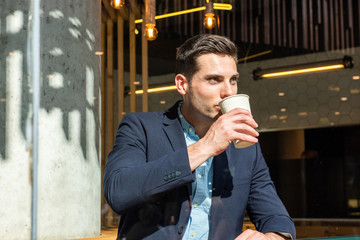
top-left (104, 34), bottom-right (296, 240)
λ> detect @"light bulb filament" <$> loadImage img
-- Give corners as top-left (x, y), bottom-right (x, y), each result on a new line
top-left (203, 13), bottom-right (216, 29)
top-left (148, 28), bottom-right (154, 37)
top-left (111, 0), bottom-right (125, 9)
top-left (207, 16), bottom-right (213, 27)
top-left (144, 24), bottom-right (158, 41)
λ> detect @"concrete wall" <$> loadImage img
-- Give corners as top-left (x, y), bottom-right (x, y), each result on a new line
top-left (0, 1), bottom-right (101, 239)
top-left (238, 49), bottom-right (360, 132)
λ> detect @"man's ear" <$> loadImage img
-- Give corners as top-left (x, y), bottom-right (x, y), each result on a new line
top-left (175, 74), bottom-right (189, 96)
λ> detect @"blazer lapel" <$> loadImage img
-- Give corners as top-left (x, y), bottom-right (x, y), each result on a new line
top-left (162, 101), bottom-right (194, 198)
top-left (162, 101), bottom-right (187, 151)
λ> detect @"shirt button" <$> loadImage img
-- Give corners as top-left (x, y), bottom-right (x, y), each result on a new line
top-left (197, 174), bottom-right (202, 179)
top-left (189, 128), bottom-right (193, 132)
top-left (191, 232), bottom-right (195, 237)
top-left (193, 203), bottom-right (198, 208)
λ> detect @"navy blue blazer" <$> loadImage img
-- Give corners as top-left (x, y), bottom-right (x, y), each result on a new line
top-left (104, 102), bottom-right (296, 240)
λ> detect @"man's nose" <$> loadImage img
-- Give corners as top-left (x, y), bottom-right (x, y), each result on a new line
top-left (221, 82), bottom-right (235, 99)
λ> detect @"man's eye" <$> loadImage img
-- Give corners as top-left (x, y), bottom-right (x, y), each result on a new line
top-left (209, 78), bottom-right (219, 83)
top-left (230, 78), bottom-right (238, 84)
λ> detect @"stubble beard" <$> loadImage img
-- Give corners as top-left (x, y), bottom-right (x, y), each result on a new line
top-left (188, 88), bottom-right (220, 124)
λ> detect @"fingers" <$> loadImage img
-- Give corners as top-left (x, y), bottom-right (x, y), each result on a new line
top-left (232, 121), bottom-right (259, 136)
top-left (217, 108), bottom-right (259, 141)
top-left (221, 108), bottom-right (258, 129)
top-left (223, 107), bottom-right (253, 117)
top-left (233, 129), bottom-right (259, 144)
top-left (234, 229), bottom-right (270, 240)
top-left (200, 107), bottom-right (259, 156)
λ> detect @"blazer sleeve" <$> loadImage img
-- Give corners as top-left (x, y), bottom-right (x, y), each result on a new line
top-left (246, 144), bottom-right (296, 238)
top-left (103, 113), bottom-right (195, 215)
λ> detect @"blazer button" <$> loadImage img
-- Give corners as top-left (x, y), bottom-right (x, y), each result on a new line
top-left (175, 171), bottom-right (181, 176)
top-left (178, 226), bottom-right (184, 234)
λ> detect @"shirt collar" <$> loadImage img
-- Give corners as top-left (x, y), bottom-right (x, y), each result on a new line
top-left (177, 101), bottom-right (199, 141)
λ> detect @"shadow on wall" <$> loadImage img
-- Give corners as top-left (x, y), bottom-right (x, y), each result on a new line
top-left (0, 1), bottom-right (29, 160)
top-left (0, 1), bottom-right (100, 162)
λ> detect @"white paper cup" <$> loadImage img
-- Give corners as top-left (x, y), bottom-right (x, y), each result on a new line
top-left (219, 94), bottom-right (255, 148)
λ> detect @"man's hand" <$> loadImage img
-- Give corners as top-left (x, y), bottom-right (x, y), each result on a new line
top-left (201, 108), bottom-right (259, 157)
top-left (234, 229), bottom-right (287, 240)
top-left (188, 108), bottom-right (259, 171)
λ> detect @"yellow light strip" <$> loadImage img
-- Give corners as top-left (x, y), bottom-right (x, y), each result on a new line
top-left (213, 3), bottom-right (232, 10)
top-left (262, 64), bottom-right (345, 78)
top-left (238, 50), bottom-right (272, 63)
top-left (134, 85), bottom-right (177, 95)
top-left (135, 3), bottom-right (232, 24)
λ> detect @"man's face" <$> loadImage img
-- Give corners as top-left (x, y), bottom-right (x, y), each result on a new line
top-left (183, 53), bottom-right (239, 123)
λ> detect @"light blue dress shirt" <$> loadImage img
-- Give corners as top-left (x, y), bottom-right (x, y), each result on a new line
top-left (178, 104), bottom-right (214, 240)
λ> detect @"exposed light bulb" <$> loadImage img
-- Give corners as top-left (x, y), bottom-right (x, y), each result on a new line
top-left (203, 2), bottom-right (217, 29)
top-left (203, 13), bottom-right (216, 29)
top-left (111, 0), bottom-right (125, 9)
top-left (144, 24), bottom-right (158, 41)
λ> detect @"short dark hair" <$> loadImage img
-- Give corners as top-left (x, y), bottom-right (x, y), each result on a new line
top-left (175, 34), bottom-right (238, 81)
